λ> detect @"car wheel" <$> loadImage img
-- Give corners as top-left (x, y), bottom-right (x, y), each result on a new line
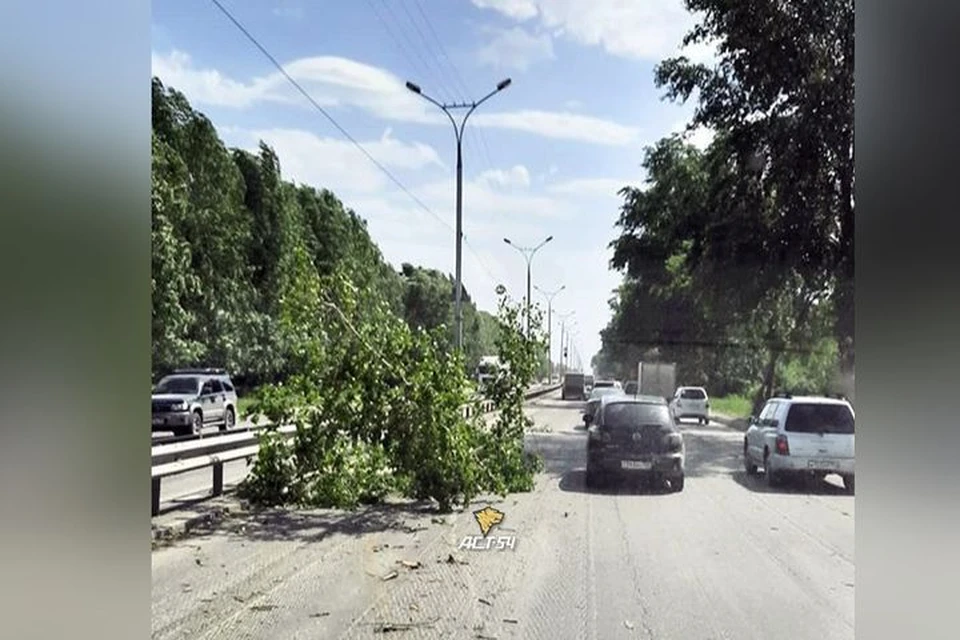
top-left (843, 475), bottom-right (855, 494)
top-left (192, 410), bottom-right (204, 436)
top-left (671, 474), bottom-right (685, 492)
top-left (585, 466), bottom-right (598, 489)
top-left (744, 442), bottom-right (759, 476)
top-left (221, 407), bottom-right (235, 432)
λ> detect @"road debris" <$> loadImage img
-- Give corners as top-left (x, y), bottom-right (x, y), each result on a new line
top-left (431, 516), bottom-right (447, 525)
top-left (398, 560), bottom-right (422, 570)
top-left (503, 618), bottom-right (519, 624)
top-left (442, 553), bottom-right (469, 565)
top-left (309, 612), bottom-right (330, 618)
top-left (624, 620), bottom-right (635, 629)
top-left (382, 571), bottom-right (399, 581)
top-left (478, 598), bottom-right (492, 606)
top-left (250, 604), bottom-right (277, 612)
top-left (373, 617), bottom-right (439, 633)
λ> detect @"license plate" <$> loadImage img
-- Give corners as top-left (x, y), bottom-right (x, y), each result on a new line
top-left (621, 460), bottom-right (651, 470)
top-left (808, 459), bottom-right (837, 470)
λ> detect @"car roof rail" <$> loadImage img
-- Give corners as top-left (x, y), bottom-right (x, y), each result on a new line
top-left (172, 367), bottom-right (228, 375)
top-left (773, 390), bottom-right (792, 399)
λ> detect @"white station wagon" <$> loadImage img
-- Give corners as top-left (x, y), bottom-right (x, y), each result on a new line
top-left (743, 393), bottom-right (855, 492)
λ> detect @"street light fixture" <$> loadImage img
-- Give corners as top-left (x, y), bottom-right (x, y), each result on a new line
top-left (503, 235), bottom-right (553, 337)
top-left (406, 76), bottom-right (512, 351)
top-left (535, 284), bottom-right (564, 382)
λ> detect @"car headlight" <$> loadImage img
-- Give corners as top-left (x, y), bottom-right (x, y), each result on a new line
top-left (170, 402), bottom-right (187, 411)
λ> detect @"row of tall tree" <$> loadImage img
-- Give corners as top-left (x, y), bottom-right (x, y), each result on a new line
top-left (594, 0), bottom-right (854, 412)
top-left (151, 78), bottom-right (501, 387)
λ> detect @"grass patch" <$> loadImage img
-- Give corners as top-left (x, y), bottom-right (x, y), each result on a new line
top-left (710, 394), bottom-right (752, 418)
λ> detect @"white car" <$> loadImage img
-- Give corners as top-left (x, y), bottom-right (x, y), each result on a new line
top-left (743, 394), bottom-right (855, 492)
top-left (670, 387), bottom-right (710, 424)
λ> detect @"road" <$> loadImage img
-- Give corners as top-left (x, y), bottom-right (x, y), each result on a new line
top-left (152, 390), bottom-right (854, 639)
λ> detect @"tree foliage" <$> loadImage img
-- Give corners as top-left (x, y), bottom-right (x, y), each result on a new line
top-left (596, 1), bottom-right (853, 411)
top-left (151, 78), bottom-right (494, 385)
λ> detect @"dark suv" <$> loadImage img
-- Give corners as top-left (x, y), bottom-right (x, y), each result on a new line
top-left (151, 368), bottom-right (239, 437)
top-left (585, 396), bottom-right (685, 491)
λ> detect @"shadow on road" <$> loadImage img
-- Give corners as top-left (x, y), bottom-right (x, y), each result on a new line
top-left (731, 469), bottom-right (853, 496)
top-left (558, 469), bottom-right (678, 496)
top-left (185, 499), bottom-right (461, 544)
top-left (532, 398), bottom-right (585, 410)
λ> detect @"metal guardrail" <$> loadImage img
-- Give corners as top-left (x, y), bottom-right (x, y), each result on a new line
top-left (151, 384), bottom-right (560, 515)
top-left (150, 385), bottom-right (553, 446)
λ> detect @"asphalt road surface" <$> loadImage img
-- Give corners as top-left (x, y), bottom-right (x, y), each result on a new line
top-left (152, 391), bottom-right (854, 639)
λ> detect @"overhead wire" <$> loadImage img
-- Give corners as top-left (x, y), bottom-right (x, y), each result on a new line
top-left (207, 0), bottom-right (501, 288)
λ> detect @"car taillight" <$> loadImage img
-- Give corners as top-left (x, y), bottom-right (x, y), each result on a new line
top-left (775, 434), bottom-right (790, 455)
top-left (664, 433), bottom-right (683, 452)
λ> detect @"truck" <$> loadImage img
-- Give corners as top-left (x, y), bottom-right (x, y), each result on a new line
top-left (476, 356), bottom-right (507, 388)
top-left (637, 361), bottom-right (677, 401)
top-left (561, 372), bottom-right (586, 401)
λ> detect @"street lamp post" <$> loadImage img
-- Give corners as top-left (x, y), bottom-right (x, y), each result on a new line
top-left (535, 284), bottom-right (564, 382)
top-left (503, 236), bottom-right (553, 337)
top-left (557, 312), bottom-right (575, 377)
top-left (406, 77), bottom-right (512, 352)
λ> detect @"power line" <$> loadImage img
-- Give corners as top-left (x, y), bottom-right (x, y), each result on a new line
top-left (207, 0), bottom-right (501, 289)
top-left (409, 0), bottom-right (497, 172)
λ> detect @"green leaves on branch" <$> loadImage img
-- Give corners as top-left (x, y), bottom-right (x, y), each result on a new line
top-left (238, 281), bottom-right (544, 513)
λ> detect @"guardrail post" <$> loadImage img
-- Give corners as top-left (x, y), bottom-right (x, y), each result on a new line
top-left (212, 460), bottom-right (224, 496)
top-left (152, 477), bottom-right (161, 517)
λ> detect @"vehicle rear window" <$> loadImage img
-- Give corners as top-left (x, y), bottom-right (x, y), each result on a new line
top-left (784, 403), bottom-right (855, 434)
top-left (681, 389), bottom-right (706, 399)
top-left (594, 381), bottom-right (614, 388)
top-left (602, 403), bottom-right (671, 429)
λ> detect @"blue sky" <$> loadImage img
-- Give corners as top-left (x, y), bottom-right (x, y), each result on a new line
top-left (151, 0), bottom-right (716, 372)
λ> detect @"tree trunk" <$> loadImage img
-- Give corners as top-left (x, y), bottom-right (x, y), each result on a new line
top-left (752, 347), bottom-right (780, 416)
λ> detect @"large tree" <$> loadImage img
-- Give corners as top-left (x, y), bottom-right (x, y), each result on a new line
top-left (654, 0), bottom-right (854, 373)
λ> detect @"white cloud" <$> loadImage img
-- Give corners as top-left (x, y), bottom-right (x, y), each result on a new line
top-left (476, 26), bottom-right (555, 71)
top-left (152, 50), bottom-right (436, 122)
top-left (223, 127), bottom-right (444, 194)
top-left (473, 110), bottom-right (640, 145)
top-left (471, 0), bottom-right (719, 64)
top-left (672, 120), bottom-right (715, 150)
top-left (476, 165), bottom-right (532, 189)
top-left (152, 49), bottom-right (640, 146)
top-left (564, 99), bottom-right (582, 110)
top-left (471, 0), bottom-right (539, 21)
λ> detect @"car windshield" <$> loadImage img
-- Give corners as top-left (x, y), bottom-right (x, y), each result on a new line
top-left (590, 387), bottom-right (621, 400)
top-left (154, 376), bottom-right (200, 395)
top-left (784, 403), bottom-right (855, 434)
top-left (602, 402), bottom-right (671, 429)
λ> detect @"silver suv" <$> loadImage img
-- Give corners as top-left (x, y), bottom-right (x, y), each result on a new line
top-left (151, 368), bottom-right (239, 437)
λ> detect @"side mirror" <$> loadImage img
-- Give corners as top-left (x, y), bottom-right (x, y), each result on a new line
top-left (583, 413), bottom-right (593, 425)
top-left (748, 416), bottom-right (758, 426)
